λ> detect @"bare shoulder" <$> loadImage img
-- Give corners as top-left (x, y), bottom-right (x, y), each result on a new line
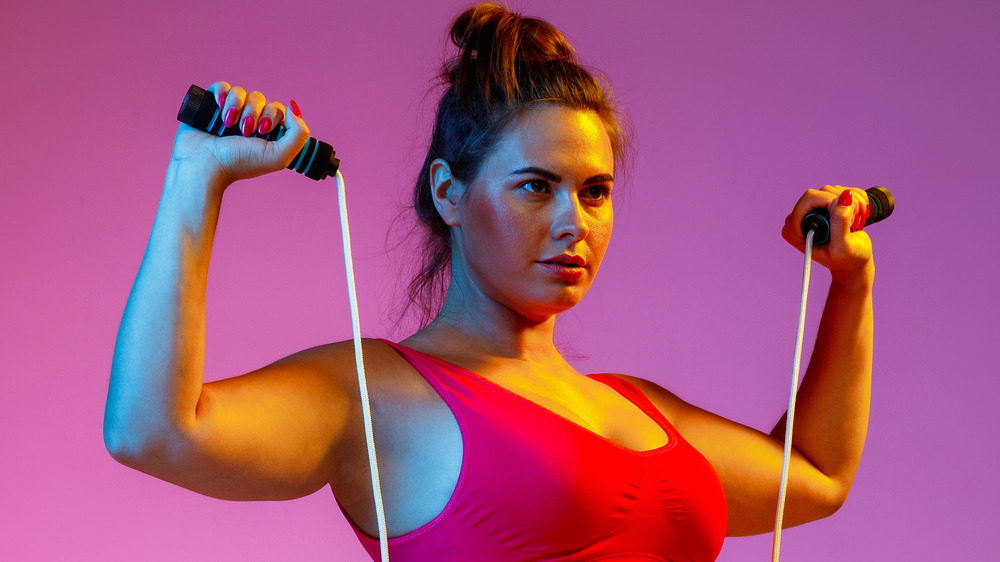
top-left (609, 373), bottom-right (702, 427)
top-left (251, 337), bottom-right (411, 390)
top-left (260, 337), bottom-right (391, 372)
top-left (237, 337), bottom-right (431, 424)
top-left (612, 373), bottom-right (684, 408)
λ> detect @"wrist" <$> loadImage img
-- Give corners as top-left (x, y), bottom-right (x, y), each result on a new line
top-left (162, 159), bottom-right (230, 219)
top-left (830, 260), bottom-right (875, 294)
top-left (165, 158), bottom-right (231, 198)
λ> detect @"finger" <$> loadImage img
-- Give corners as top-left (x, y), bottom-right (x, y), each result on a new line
top-left (827, 188), bottom-right (856, 255)
top-left (269, 98), bottom-right (310, 167)
top-left (789, 188), bottom-right (836, 238)
top-left (821, 185), bottom-right (866, 232)
top-left (240, 90), bottom-right (267, 137)
top-left (852, 199), bottom-right (863, 231)
top-left (207, 81), bottom-right (231, 108)
top-left (853, 187), bottom-right (870, 209)
top-left (258, 101), bottom-right (285, 135)
top-left (781, 215), bottom-right (805, 252)
top-left (853, 188), bottom-right (870, 230)
top-left (222, 86), bottom-right (247, 129)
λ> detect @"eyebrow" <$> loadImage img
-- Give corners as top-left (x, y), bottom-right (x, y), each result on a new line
top-left (510, 166), bottom-right (614, 185)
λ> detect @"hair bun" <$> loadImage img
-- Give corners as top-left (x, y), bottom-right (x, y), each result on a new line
top-left (450, 3), bottom-right (575, 64)
top-left (447, 3), bottom-right (577, 108)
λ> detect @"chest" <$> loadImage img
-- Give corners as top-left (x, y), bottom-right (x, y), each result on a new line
top-left (336, 365), bottom-right (671, 539)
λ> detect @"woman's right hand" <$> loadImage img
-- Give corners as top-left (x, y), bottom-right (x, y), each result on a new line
top-left (169, 81), bottom-right (311, 186)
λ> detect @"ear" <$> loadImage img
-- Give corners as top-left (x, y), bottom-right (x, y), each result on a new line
top-left (430, 159), bottom-right (465, 226)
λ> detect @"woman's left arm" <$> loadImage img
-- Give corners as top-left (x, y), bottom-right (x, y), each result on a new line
top-left (774, 184), bottom-right (874, 512)
top-left (627, 185), bottom-right (874, 536)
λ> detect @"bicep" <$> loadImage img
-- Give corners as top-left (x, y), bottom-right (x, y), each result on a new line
top-left (676, 404), bottom-right (843, 535)
top-left (622, 376), bottom-right (843, 536)
top-left (147, 342), bottom-right (363, 501)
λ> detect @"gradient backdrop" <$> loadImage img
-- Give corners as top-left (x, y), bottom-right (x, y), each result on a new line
top-left (2, 0), bottom-right (997, 560)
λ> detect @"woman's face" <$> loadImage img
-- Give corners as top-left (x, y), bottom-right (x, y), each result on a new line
top-left (450, 105), bottom-right (615, 322)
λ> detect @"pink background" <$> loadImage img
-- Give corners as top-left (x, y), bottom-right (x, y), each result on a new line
top-left (2, 0), bottom-right (997, 560)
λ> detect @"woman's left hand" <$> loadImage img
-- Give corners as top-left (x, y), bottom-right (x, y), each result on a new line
top-left (781, 185), bottom-right (874, 285)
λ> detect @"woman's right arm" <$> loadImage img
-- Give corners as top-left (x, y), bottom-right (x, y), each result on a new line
top-left (104, 83), bottom-right (360, 500)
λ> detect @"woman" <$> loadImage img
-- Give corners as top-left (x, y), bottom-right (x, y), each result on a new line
top-left (104, 4), bottom-right (874, 560)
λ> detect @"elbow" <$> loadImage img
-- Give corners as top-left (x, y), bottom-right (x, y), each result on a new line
top-left (103, 407), bottom-right (184, 472)
top-left (825, 484), bottom-right (850, 517)
top-left (789, 476), bottom-right (852, 528)
top-left (103, 411), bottom-right (151, 468)
top-left (813, 480), bottom-right (851, 521)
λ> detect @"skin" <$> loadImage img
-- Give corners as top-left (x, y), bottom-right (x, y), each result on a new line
top-left (105, 82), bottom-right (873, 540)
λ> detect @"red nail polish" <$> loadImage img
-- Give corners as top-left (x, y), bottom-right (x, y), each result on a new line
top-left (224, 107), bottom-right (238, 128)
top-left (864, 203), bottom-right (870, 220)
top-left (838, 189), bottom-right (853, 206)
top-left (290, 99), bottom-right (301, 118)
top-left (241, 116), bottom-right (255, 137)
top-left (258, 117), bottom-right (272, 135)
top-left (217, 90), bottom-right (227, 108)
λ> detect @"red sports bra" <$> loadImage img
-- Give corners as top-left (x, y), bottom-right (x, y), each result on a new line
top-left (338, 340), bottom-right (727, 561)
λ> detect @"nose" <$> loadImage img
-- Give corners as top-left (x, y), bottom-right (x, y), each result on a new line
top-left (550, 191), bottom-right (589, 242)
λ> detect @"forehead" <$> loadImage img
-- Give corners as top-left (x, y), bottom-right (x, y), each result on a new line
top-left (483, 106), bottom-right (615, 178)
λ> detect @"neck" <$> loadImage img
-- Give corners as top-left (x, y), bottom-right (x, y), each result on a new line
top-left (407, 274), bottom-right (569, 370)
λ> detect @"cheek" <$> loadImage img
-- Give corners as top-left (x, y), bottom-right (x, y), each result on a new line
top-left (589, 213), bottom-right (614, 262)
top-left (460, 200), bottom-right (509, 271)
top-left (464, 195), bottom-right (539, 256)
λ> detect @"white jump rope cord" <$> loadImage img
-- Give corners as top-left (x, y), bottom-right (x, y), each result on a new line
top-left (334, 170), bottom-right (390, 562)
top-left (771, 228), bottom-right (815, 562)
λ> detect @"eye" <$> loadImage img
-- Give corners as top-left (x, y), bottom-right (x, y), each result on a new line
top-left (581, 184), bottom-right (612, 201)
top-left (520, 179), bottom-right (550, 194)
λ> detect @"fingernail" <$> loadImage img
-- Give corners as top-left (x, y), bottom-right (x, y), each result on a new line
top-left (241, 116), bottom-right (255, 137)
top-left (258, 117), bottom-right (272, 135)
top-left (290, 99), bottom-right (302, 118)
top-left (217, 90), bottom-right (227, 108)
top-left (839, 189), bottom-right (853, 206)
top-left (864, 203), bottom-right (871, 220)
top-left (224, 107), bottom-right (239, 128)
top-left (852, 211), bottom-right (862, 231)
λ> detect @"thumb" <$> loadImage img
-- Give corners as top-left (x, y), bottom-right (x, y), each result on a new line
top-left (827, 188), bottom-right (856, 254)
top-left (273, 99), bottom-right (310, 168)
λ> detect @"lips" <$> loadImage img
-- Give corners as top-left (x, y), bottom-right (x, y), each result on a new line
top-left (539, 254), bottom-right (586, 267)
top-left (537, 255), bottom-right (587, 281)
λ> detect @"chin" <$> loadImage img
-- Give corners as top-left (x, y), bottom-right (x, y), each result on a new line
top-left (517, 290), bottom-right (587, 322)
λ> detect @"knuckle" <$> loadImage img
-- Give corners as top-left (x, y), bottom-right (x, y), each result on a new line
top-left (266, 102), bottom-right (285, 119)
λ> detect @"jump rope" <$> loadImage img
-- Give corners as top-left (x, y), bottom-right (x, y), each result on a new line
top-left (178, 84), bottom-right (894, 562)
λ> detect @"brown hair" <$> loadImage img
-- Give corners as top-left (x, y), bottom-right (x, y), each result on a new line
top-left (406, 2), bottom-right (629, 325)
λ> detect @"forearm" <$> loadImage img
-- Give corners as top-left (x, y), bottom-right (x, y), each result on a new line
top-left (772, 262), bottom-right (874, 494)
top-left (104, 160), bottom-right (228, 461)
